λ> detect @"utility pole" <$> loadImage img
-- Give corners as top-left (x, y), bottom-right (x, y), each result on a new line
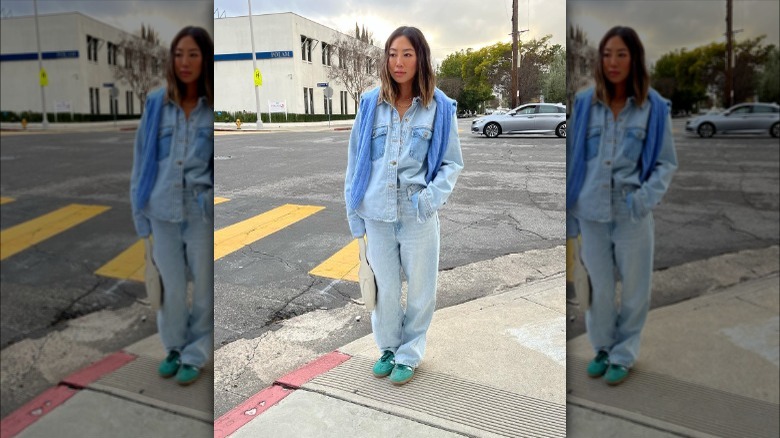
top-left (33, 0), bottom-right (48, 129)
top-left (511, 0), bottom-right (518, 108)
top-left (725, 0), bottom-right (733, 108)
top-left (248, 0), bottom-right (263, 129)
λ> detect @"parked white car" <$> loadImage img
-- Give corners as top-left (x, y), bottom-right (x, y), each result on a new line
top-left (685, 102), bottom-right (780, 138)
top-left (471, 103), bottom-right (566, 138)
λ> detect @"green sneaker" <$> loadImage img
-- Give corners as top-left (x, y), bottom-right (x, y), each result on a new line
top-left (587, 350), bottom-right (610, 378)
top-left (389, 364), bottom-right (414, 385)
top-left (175, 364), bottom-right (201, 386)
top-left (604, 364), bottom-right (630, 386)
top-left (372, 350), bottom-right (395, 377)
top-left (158, 351), bottom-right (181, 378)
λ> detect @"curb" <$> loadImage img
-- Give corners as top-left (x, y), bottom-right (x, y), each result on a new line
top-left (0, 351), bottom-right (137, 438)
top-left (213, 350), bottom-right (351, 438)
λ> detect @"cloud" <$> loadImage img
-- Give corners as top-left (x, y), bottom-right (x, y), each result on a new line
top-left (0, 0), bottom-right (213, 45)
top-left (216, 0), bottom-right (566, 64)
top-left (567, 0), bottom-right (780, 64)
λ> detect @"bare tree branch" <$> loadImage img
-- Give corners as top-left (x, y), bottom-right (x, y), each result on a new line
top-left (327, 31), bottom-right (382, 110)
top-left (113, 25), bottom-right (167, 111)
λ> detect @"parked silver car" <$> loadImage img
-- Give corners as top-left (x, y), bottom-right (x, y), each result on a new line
top-left (471, 103), bottom-right (567, 138)
top-left (685, 102), bottom-right (780, 138)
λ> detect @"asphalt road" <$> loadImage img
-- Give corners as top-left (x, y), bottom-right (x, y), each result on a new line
top-left (0, 129), bottom-right (157, 417)
top-left (567, 118), bottom-right (780, 338)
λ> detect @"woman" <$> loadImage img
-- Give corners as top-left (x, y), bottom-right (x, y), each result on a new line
top-left (130, 26), bottom-right (214, 385)
top-left (344, 26), bottom-right (464, 386)
top-left (566, 26), bottom-right (678, 385)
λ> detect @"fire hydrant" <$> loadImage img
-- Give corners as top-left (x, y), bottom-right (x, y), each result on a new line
top-left (235, 118), bottom-right (242, 129)
top-left (21, 118), bottom-right (28, 130)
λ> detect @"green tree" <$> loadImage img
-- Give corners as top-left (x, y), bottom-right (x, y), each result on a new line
top-left (542, 45), bottom-right (566, 103)
top-left (757, 46), bottom-right (779, 103)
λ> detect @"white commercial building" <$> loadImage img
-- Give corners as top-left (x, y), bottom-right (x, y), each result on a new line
top-left (1, 12), bottom-right (159, 118)
top-left (214, 12), bottom-right (378, 117)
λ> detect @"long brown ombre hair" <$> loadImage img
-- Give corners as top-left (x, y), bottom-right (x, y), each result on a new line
top-left (165, 26), bottom-right (214, 107)
top-left (379, 26), bottom-right (436, 108)
top-left (594, 26), bottom-right (649, 106)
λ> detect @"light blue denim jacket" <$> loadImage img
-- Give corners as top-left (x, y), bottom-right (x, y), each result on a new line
top-left (570, 95), bottom-right (677, 225)
top-left (345, 96), bottom-right (464, 237)
top-left (130, 93), bottom-right (214, 237)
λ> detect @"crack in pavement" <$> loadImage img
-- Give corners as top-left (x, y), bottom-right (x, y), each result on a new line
top-left (266, 278), bottom-right (318, 326)
top-left (719, 210), bottom-right (766, 242)
top-left (506, 211), bottom-right (550, 241)
top-left (228, 331), bottom-right (270, 383)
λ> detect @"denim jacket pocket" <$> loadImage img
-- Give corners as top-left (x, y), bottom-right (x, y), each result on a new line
top-left (409, 126), bottom-right (432, 162)
top-left (194, 127), bottom-right (214, 162)
top-left (371, 125), bottom-right (388, 161)
top-left (156, 126), bottom-right (174, 161)
top-left (622, 127), bottom-right (646, 161)
top-left (585, 126), bottom-right (601, 161)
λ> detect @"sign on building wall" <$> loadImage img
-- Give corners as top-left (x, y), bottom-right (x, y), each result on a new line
top-left (54, 101), bottom-right (72, 112)
top-left (268, 101), bottom-right (287, 113)
top-left (214, 51), bottom-right (294, 62)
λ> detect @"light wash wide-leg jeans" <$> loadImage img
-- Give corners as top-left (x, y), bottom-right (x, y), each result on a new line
top-left (579, 190), bottom-right (654, 368)
top-left (365, 189), bottom-right (440, 368)
top-left (149, 189), bottom-right (214, 368)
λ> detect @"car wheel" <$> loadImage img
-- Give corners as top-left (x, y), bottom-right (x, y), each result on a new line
top-left (556, 122), bottom-right (566, 138)
top-left (484, 122), bottom-right (501, 138)
top-left (771, 122), bottom-right (779, 138)
top-left (697, 122), bottom-right (715, 138)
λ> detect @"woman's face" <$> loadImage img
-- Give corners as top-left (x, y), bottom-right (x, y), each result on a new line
top-left (388, 36), bottom-right (417, 87)
top-left (602, 36), bottom-right (631, 86)
top-left (174, 36), bottom-right (202, 85)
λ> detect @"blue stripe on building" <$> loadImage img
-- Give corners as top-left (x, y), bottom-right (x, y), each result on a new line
top-left (0, 51), bottom-right (79, 62)
top-left (215, 51), bottom-right (293, 61)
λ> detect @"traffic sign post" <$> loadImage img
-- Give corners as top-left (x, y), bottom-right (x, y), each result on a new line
top-left (324, 86), bottom-right (333, 127)
top-left (104, 83), bottom-right (118, 127)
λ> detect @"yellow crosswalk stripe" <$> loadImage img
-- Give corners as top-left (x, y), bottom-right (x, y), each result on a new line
top-left (214, 197), bottom-right (230, 205)
top-left (309, 239), bottom-right (359, 282)
top-left (0, 196), bottom-right (16, 205)
top-left (214, 204), bottom-right (324, 261)
top-left (95, 239), bottom-right (146, 282)
top-left (1, 204), bottom-right (111, 260)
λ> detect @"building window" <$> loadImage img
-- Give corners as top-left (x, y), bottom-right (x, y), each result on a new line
top-left (87, 35), bottom-right (99, 62)
top-left (340, 91), bottom-right (347, 115)
top-left (107, 42), bottom-right (118, 66)
top-left (321, 42), bottom-right (332, 66)
top-left (304, 88), bottom-right (309, 114)
top-left (301, 35), bottom-right (312, 62)
top-left (124, 48), bottom-right (132, 68)
top-left (338, 47), bottom-right (346, 69)
top-left (125, 91), bottom-right (132, 114)
top-left (89, 87), bottom-right (100, 114)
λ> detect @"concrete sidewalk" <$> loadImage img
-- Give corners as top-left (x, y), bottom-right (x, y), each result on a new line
top-left (214, 119), bottom-right (354, 132)
top-left (0, 120), bottom-right (140, 133)
top-left (1, 333), bottom-right (212, 437)
top-left (215, 273), bottom-right (568, 438)
top-left (567, 273), bottom-right (779, 438)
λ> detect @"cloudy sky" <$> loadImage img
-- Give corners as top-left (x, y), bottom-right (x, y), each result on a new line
top-left (568, 0), bottom-right (780, 65)
top-left (215, 0), bottom-right (567, 66)
top-left (0, 0), bottom-right (213, 46)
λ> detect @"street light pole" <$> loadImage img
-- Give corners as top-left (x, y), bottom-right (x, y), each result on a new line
top-left (247, 0), bottom-right (263, 129)
top-left (33, 0), bottom-right (48, 129)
